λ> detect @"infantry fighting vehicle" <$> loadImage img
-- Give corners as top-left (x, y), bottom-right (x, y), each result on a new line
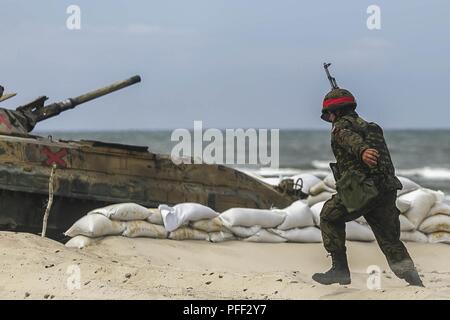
top-left (0, 76), bottom-right (297, 239)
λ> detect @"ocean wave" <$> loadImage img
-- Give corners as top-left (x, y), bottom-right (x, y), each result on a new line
top-left (397, 167), bottom-right (450, 180)
top-left (240, 165), bottom-right (450, 182)
top-left (238, 167), bottom-right (329, 179)
top-left (311, 160), bottom-right (331, 170)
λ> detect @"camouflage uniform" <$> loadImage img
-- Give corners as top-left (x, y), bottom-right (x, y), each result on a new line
top-left (320, 111), bottom-right (418, 279)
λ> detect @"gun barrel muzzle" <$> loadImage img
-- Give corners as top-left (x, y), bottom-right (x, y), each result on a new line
top-left (70, 75), bottom-right (141, 107)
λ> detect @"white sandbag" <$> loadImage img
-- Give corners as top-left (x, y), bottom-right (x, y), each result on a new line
top-left (323, 173), bottom-right (336, 190)
top-left (191, 217), bottom-right (225, 233)
top-left (311, 201), bottom-right (325, 226)
top-left (168, 227), bottom-right (209, 241)
top-left (309, 181), bottom-right (335, 196)
top-left (219, 208), bottom-right (286, 228)
top-left (270, 227), bottom-right (322, 243)
top-left (159, 203), bottom-right (218, 232)
top-left (400, 231), bottom-right (428, 243)
top-left (290, 173), bottom-right (322, 195)
top-left (355, 216), bottom-right (367, 224)
top-left (243, 229), bottom-right (287, 243)
top-left (346, 221), bottom-right (375, 242)
top-left (400, 189), bottom-right (436, 228)
top-left (208, 231), bottom-right (235, 243)
top-left (88, 203), bottom-right (150, 221)
top-left (147, 208), bottom-right (164, 225)
top-left (424, 188), bottom-right (445, 203)
top-left (64, 214), bottom-right (125, 237)
top-left (419, 214), bottom-right (450, 234)
top-left (226, 225), bottom-right (262, 238)
top-left (350, 215), bottom-right (414, 232)
top-left (399, 214), bottom-right (415, 232)
top-left (65, 235), bottom-right (102, 249)
top-left (122, 221), bottom-right (168, 238)
top-left (428, 232), bottom-right (450, 244)
top-left (397, 176), bottom-right (420, 196)
top-left (307, 191), bottom-right (334, 207)
top-left (396, 198), bottom-right (411, 214)
top-left (428, 202), bottom-right (450, 217)
top-left (276, 201), bottom-right (314, 230)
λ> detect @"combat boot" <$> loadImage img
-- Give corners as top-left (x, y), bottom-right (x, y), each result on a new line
top-left (312, 252), bottom-right (351, 285)
top-left (402, 269), bottom-right (425, 287)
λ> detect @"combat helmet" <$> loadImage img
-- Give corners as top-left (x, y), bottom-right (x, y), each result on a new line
top-left (321, 63), bottom-right (357, 122)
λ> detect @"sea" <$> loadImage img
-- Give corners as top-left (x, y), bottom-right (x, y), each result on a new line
top-left (38, 130), bottom-right (450, 201)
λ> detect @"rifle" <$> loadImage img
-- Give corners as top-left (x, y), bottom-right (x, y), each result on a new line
top-left (323, 62), bottom-right (339, 89)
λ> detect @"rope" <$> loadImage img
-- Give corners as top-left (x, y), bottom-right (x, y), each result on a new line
top-left (42, 164), bottom-right (56, 238)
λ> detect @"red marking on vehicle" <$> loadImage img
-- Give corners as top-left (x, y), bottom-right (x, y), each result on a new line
top-left (42, 147), bottom-right (68, 167)
top-left (0, 114), bottom-right (12, 130)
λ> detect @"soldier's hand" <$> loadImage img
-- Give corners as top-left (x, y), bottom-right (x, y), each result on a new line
top-left (362, 148), bottom-right (379, 167)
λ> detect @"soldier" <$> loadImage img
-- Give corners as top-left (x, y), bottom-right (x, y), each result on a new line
top-left (312, 82), bottom-right (424, 287)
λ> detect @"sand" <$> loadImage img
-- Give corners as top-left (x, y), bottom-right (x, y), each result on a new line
top-left (1, 231), bottom-right (450, 300)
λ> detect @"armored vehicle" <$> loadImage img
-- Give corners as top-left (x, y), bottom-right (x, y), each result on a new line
top-left (0, 76), bottom-right (297, 238)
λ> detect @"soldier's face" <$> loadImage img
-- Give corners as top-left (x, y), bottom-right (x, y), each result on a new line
top-left (328, 112), bottom-right (337, 122)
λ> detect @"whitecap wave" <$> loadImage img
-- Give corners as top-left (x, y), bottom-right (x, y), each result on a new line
top-left (237, 167), bottom-right (329, 179)
top-left (311, 160), bottom-right (331, 170)
top-left (397, 167), bottom-right (450, 180)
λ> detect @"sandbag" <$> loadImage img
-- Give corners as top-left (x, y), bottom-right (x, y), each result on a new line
top-left (400, 189), bottom-right (436, 228)
top-left (399, 214), bottom-right (415, 232)
top-left (400, 231), bottom-right (428, 243)
top-left (276, 201), bottom-right (314, 230)
top-left (219, 208), bottom-right (285, 228)
top-left (147, 208), bottom-right (164, 225)
top-left (270, 227), bottom-right (322, 243)
top-left (310, 201), bottom-right (325, 226)
top-left (343, 213), bottom-right (414, 232)
top-left (428, 202), bottom-right (450, 217)
top-left (88, 203), bottom-right (150, 221)
top-left (122, 221), bottom-right (168, 238)
top-left (159, 203), bottom-right (218, 232)
top-left (243, 229), bottom-right (287, 243)
top-left (309, 181), bottom-right (335, 196)
top-left (419, 214), bottom-right (450, 234)
top-left (191, 217), bottom-right (225, 233)
top-left (290, 173), bottom-right (322, 195)
top-left (428, 232), bottom-right (450, 244)
top-left (208, 231), bottom-right (235, 243)
top-left (396, 198), bottom-right (411, 214)
top-left (397, 176), bottom-right (420, 196)
top-left (64, 214), bottom-right (125, 237)
top-left (168, 227), bottom-right (209, 241)
top-left (225, 225), bottom-right (262, 238)
top-left (307, 191), bottom-right (334, 207)
top-left (346, 221), bottom-right (375, 242)
top-left (424, 188), bottom-right (445, 203)
top-left (65, 235), bottom-right (102, 249)
top-left (323, 173), bottom-right (336, 190)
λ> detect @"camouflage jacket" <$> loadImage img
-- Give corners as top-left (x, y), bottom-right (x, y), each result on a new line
top-left (331, 111), bottom-right (402, 192)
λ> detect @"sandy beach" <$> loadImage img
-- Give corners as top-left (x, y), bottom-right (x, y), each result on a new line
top-left (0, 231), bottom-right (449, 300)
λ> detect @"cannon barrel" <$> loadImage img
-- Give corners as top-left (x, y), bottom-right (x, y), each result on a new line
top-left (34, 75), bottom-right (141, 122)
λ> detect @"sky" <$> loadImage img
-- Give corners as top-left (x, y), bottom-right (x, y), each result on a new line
top-left (1, 0), bottom-right (449, 130)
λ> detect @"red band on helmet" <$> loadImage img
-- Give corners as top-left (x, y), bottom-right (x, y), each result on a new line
top-left (323, 96), bottom-right (355, 108)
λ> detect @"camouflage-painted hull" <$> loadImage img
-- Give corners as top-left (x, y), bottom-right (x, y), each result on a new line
top-left (0, 134), bottom-right (295, 236)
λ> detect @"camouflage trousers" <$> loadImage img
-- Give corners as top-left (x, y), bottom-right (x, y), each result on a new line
top-left (320, 190), bottom-right (417, 278)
